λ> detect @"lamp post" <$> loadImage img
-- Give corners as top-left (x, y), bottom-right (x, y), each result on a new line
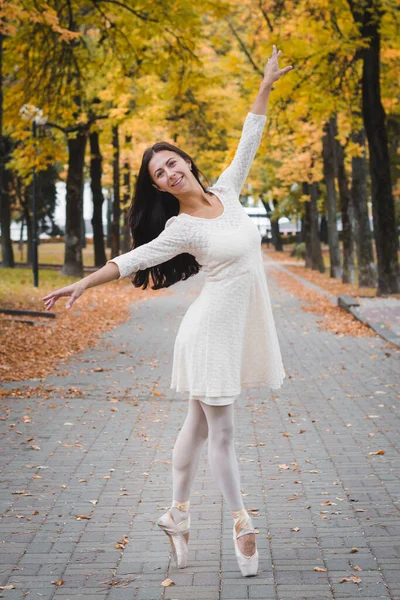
top-left (31, 119), bottom-right (39, 287)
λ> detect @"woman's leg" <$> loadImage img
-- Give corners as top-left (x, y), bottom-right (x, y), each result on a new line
top-left (199, 400), bottom-right (255, 557)
top-left (198, 401), bottom-right (243, 510)
top-left (171, 397), bottom-right (209, 520)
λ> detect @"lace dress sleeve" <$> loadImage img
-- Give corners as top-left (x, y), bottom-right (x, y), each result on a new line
top-left (107, 217), bottom-right (188, 279)
top-left (215, 112), bottom-right (267, 195)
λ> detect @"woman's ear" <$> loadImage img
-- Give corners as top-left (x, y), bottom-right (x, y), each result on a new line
top-left (186, 159), bottom-right (192, 170)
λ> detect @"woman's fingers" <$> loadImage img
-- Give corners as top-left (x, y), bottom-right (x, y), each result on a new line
top-left (281, 65), bottom-right (294, 75)
top-left (66, 293), bottom-right (80, 310)
top-left (42, 288), bottom-right (70, 301)
top-left (42, 285), bottom-right (77, 310)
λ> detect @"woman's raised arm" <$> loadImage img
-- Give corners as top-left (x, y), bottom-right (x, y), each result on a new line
top-left (250, 45), bottom-right (293, 116)
top-left (216, 46), bottom-right (293, 194)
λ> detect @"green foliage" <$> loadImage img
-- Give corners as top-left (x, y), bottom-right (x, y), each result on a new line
top-left (292, 242), bottom-right (306, 260)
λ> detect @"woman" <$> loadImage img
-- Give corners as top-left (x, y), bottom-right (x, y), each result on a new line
top-left (43, 45), bottom-right (292, 577)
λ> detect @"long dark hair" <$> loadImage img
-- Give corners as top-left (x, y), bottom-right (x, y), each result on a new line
top-left (128, 142), bottom-right (208, 290)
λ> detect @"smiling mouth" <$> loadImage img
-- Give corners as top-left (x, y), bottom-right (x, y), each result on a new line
top-left (171, 176), bottom-right (183, 187)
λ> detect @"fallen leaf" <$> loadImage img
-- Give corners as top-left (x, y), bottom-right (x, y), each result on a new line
top-left (340, 576), bottom-right (361, 584)
top-left (368, 449), bottom-right (385, 455)
top-left (115, 535), bottom-right (129, 549)
top-left (350, 547), bottom-right (359, 553)
top-left (292, 527), bottom-right (300, 532)
top-left (52, 579), bottom-right (64, 586)
top-left (75, 515), bottom-right (91, 520)
top-left (161, 577), bottom-right (175, 587)
top-left (0, 585), bottom-right (15, 590)
top-left (314, 567), bottom-right (326, 572)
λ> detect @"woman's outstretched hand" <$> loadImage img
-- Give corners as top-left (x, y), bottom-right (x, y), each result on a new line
top-left (42, 262), bottom-right (120, 311)
top-left (42, 281), bottom-right (86, 311)
top-left (263, 45), bottom-right (293, 86)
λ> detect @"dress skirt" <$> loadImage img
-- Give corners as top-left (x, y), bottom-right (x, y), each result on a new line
top-left (189, 393), bottom-right (240, 406)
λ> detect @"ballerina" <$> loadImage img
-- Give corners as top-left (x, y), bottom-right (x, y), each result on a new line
top-left (43, 45), bottom-right (293, 576)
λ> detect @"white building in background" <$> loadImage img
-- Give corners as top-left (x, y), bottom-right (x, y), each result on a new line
top-left (242, 196), bottom-right (299, 238)
top-left (10, 181), bottom-right (109, 241)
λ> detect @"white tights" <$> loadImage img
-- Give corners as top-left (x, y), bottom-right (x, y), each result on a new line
top-left (171, 398), bottom-right (245, 512)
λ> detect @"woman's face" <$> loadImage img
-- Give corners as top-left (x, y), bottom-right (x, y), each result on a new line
top-left (149, 150), bottom-right (195, 195)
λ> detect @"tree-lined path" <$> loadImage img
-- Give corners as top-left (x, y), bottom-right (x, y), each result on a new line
top-left (0, 261), bottom-right (399, 600)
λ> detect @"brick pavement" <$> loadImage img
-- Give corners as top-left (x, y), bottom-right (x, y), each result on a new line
top-left (0, 259), bottom-right (399, 600)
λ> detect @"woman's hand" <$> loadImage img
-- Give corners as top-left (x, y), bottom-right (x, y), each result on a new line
top-left (263, 45), bottom-right (293, 87)
top-left (42, 280), bottom-right (86, 311)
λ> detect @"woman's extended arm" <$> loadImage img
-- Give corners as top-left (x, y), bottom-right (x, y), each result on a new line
top-left (215, 46), bottom-right (293, 194)
top-left (42, 217), bottom-right (188, 311)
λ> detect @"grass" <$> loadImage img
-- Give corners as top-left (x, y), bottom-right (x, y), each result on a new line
top-left (0, 242), bottom-right (110, 309)
top-left (0, 241), bottom-right (109, 266)
top-left (0, 267), bottom-right (78, 309)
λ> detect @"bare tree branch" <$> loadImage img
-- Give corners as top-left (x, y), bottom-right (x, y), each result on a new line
top-left (226, 19), bottom-right (263, 76)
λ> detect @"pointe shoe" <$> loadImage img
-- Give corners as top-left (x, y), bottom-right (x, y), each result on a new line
top-left (157, 503), bottom-right (190, 569)
top-left (232, 508), bottom-right (259, 577)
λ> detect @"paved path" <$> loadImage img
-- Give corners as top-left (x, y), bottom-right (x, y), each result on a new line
top-left (0, 260), bottom-right (399, 600)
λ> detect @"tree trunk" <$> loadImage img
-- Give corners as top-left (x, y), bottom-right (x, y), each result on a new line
top-left (271, 219), bottom-right (283, 251)
top-left (309, 182), bottom-right (325, 272)
top-left (320, 215), bottom-right (328, 244)
top-left (322, 118), bottom-right (341, 278)
top-left (0, 33), bottom-right (14, 268)
top-left (62, 128), bottom-right (87, 277)
top-left (21, 187), bottom-right (33, 264)
top-left (121, 154), bottom-right (131, 253)
top-left (0, 168), bottom-right (14, 267)
top-left (302, 183), bottom-right (312, 268)
top-left (271, 199), bottom-right (283, 251)
top-left (89, 131), bottom-right (107, 266)
top-left (111, 125), bottom-right (120, 257)
top-left (335, 137), bottom-right (355, 284)
top-left (348, 0), bottom-right (400, 293)
top-left (351, 127), bottom-right (376, 287)
top-left (106, 191), bottom-right (112, 248)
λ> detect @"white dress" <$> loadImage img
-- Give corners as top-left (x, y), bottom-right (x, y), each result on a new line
top-left (108, 112), bottom-right (286, 406)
